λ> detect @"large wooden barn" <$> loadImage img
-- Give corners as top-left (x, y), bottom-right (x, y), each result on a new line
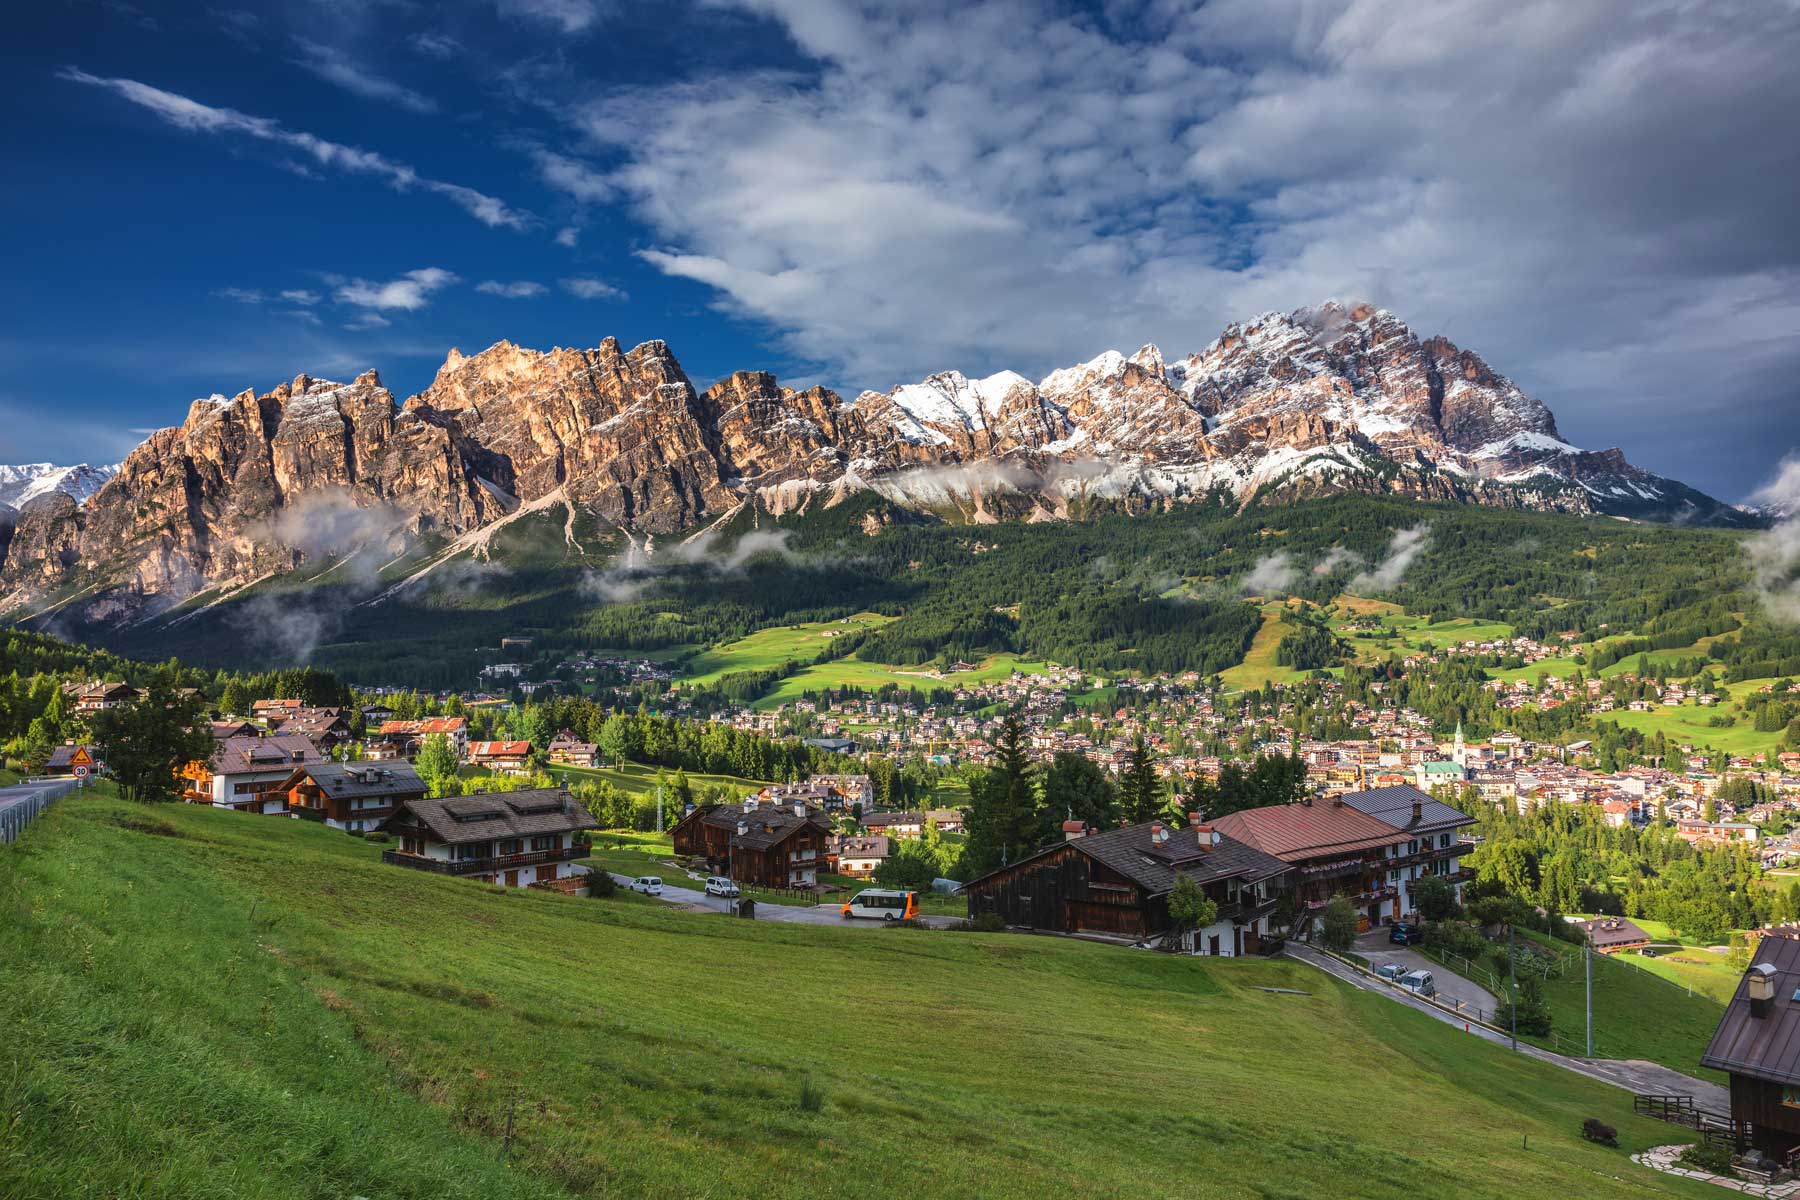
top-left (959, 816), bottom-right (1292, 954)
top-left (1702, 935), bottom-right (1800, 1159)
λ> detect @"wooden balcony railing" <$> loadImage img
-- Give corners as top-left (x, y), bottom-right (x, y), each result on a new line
top-left (382, 846), bottom-right (583, 876)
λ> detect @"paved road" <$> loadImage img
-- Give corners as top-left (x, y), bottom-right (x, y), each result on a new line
top-left (0, 777), bottom-right (80, 845)
top-left (595, 869), bottom-right (958, 929)
top-left (1354, 927), bottom-right (1499, 1015)
top-left (1285, 941), bottom-right (1728, 1111)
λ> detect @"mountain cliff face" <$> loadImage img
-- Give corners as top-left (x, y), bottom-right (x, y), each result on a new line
top-left (0, 301), bottom-right (1752, 617)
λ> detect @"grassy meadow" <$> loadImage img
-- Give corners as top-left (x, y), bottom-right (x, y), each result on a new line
top-left (0, 792), bottom-right (1727, 1199)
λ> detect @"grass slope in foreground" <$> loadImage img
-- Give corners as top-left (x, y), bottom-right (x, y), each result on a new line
top-left (0, 796), bottom-right (1717, 1200)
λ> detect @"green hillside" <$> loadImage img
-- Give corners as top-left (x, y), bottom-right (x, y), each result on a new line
top-left (1, 793), bottom-right (1718, 1199)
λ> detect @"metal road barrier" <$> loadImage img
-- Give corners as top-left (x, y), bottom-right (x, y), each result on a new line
top-left (0, 777), bottom-right (82, 845)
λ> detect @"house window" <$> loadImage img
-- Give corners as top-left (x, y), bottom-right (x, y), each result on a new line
top-left (1784, 1085), bottom-right (1800, 1109)
top-left (453, 843), bottom-right (487, 861)
top-left (530, 835), bottom-right (557, 852)
top-left (499, 838), bottom-right (523, 856)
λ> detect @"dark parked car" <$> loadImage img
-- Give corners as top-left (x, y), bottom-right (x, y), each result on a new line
top-left (1389, 922), bottom-right (1420, 945)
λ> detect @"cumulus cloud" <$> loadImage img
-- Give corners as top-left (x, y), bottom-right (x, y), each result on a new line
top-left (332, 267), bottom-right (457, 310)
top-left (1240, 552), bottom-right (1298, 597)
top-left (476, 279), bottom-right (548, 298)
top-left (59, 67), bottom-right (529, 229)
top-left (290, 39), bottom-right (437, 114)
top-left (554, 0), bottom-right (1800, 493)
top-left (1747, 455), bottom-right (1800, 623)
top-left (561, 276), bottom-right (626, 300)
top-left (1350, 525), bottom-right (1432, 592)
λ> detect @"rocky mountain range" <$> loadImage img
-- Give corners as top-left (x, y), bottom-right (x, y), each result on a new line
top-left (0, 463), bottom-right (117, 510)
top-left (0, 301), bottom-right (1754, 619)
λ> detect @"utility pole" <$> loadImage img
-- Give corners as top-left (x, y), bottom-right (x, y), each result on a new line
top-left (1585, 941), bottom-right (1593, 1057)
top-left (655, 783), bottom-right (664, 834)
top-left (1509, 923), bottom-right (1518, 1052)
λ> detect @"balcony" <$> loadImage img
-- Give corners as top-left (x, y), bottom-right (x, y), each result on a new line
top-left (382, 846), bottom-right (583, 876)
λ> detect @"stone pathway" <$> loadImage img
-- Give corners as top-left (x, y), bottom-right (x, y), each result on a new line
top-left (1632, 1145), bottom-right (1800, 1196)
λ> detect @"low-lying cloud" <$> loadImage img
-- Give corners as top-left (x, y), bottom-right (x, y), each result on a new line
top-left (1240, 552), bottom-right (1298, 597)
top-left (1350, 525), bottom-right (1432, 593)
top-left (1748, 455), bottom-right (1800, 623)
top-left (582, 527), bottom-right (797, 603)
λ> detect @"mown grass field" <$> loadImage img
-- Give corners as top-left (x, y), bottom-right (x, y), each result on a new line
top-left (752, 652), bottom-right (1054, 710)
top-left (1219, 601), bottom-right (1314, 689)
top-left (0, 794), bottom-right (1720, 1199)
top-left (673, 613), bottom-right (895, 687)
top-left (1602, 679), bottom-right (1785, 756)
top-left (1509, 929), bottom-right (1727, 1079)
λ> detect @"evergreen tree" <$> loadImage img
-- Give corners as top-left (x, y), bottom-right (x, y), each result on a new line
top-left (87, 680), bottom-right (212, 803)
top-left (962, 715), bottom-right (1038, 877)
top-left (1119, 733), bottom-right (1161, 824)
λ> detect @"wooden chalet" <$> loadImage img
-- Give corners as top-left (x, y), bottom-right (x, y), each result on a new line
top-left (1210, 787), bottom-right (1473, 932)
top-left (373, 716), bottom-right (469, 759)
top-left (381, 788), bottom-right (596, 888)
top-left (1574, 916), bottom-right (1652, 954)
top-left (827, 834), bottom-right (889, 877)
top-left (181, 734), bottom-right (324, 813)
top-left (547, 734), bottom-right (600, 767)
top-left (1702, 937), bottom-right (1800, 1160)
top-left (66, 680), bottom-right (138, 713)
top-left (670, 799), bottom-right (832, 889)
top-left (468, 740), bottom-right (533, 773)
top-left (958, 815), bottom-right (1292, 953)
top-left (280, 761), bottom-right (425, 832)
top-left (274, 707), bottom-right (353, 750)
top-left (209, 720), bottom-right (259, 741)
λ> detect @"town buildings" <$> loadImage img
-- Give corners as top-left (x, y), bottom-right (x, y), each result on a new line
top-left (670, 799), bottom-right (833, 889)
top-left (180, 734), bottom-right (325, 813)
top-left (280, 762), bottom-right (425, 832)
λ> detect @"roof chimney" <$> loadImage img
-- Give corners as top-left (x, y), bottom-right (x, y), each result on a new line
top-left (1151, 823), bottom-right (1166, 845)
top-left (736, 820), bottom-right (749, 837)
top-left (793, 802), bottom-right (806, 819)
top-left (1195, 823), bottom-right (1218, 850)
top-left (1189, 811), bottom-right (1203, 828)
top-left (743, 798), bottom-right (756, 813)
top-left (1749, 962), bottom-right (1778, 1018)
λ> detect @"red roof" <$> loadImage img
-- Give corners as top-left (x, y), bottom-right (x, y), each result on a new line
top-left (469, 740), bottom-right (531, 757)
top-left (1209, 800), bottom-right (1401, 861)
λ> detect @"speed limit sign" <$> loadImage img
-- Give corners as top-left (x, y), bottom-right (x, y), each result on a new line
top-left (73, 765), bottom-right (89, 779)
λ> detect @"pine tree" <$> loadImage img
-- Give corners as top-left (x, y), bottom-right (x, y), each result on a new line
top-left (1119, 733), bottom-right (1160, 824)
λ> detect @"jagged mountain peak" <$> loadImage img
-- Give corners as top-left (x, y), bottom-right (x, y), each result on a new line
top-left (0, 304), bottom-right (1754, 620)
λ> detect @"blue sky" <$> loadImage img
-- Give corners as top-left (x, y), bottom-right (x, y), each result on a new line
top-left (3, 0), bottom-right (1797, 501)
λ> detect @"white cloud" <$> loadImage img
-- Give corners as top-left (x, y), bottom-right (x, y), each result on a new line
top-left (217, 287), bottom-right (264, 304)
top-left (410, 31), bottom-right (462, 60)
top-left (1350, 525), bottom-right (1432, 593)
top-left (562, 276), bottom-right (626, 301)
top-left (283, 309), bottom-right (323, 326)
top-left (1240, 552), bottom-right (1298, 597)
top-left (332, 267), bottom-right (457, 311)
top-left (290, 39), bottom-right (436, 114)
top-left (345, 313), bottom-right (393, 331)
top-left (560, 0), bottom-right (1800, 493)
top-left (476, 279), bottom-right (548, 298)
top-left (1748, 455), bottom-right (1800, 623)
top-left (496, 0), bottom-right (610, 34)
top-left (59, 68), bottom-right (529, 230)
top-left (555, 226), bottom-right (579, 247)
top-left (279, 289), bottom-right (321, 305)
top-left (533, 149), bottom-right (614, 204)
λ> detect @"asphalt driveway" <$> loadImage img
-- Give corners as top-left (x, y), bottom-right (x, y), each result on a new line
top-left (595, 869), bottom-right (957, 928)
top-left (1354, 927), bottom-right (1499, 1016)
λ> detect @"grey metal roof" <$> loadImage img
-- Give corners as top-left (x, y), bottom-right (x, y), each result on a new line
top-left (962, 821), bottom-right (1291, 898)
top-left (394, 789), bottom-right (597, 845)
top-left (285, 761), bottom-right (425, 801)
top-left (1702, 935), bottom-right (1800, 1084)
top-left (1334, 783), bottom-right (1474, 833)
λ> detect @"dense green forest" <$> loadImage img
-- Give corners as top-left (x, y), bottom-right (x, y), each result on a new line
top-left (25, 492), bottom-right (1768, 690)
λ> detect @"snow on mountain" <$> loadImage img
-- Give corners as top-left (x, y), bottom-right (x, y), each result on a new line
top-left (0, 462), bottom-right (117, 509)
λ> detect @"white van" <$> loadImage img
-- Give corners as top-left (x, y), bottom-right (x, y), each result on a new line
top-left (631, 876), bottom-right (664, 896)
top-left (1399, 969), bottom-right (1437, 998)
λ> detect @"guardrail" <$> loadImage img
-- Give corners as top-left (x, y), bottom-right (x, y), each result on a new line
top-left (0, 777), bottom-right (82, 845)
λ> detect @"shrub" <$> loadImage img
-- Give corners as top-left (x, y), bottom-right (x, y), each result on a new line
top-left (364, 831), bottom-right (391, 844)
top-left (1677, 1141), bottom-right (1735, 1175)
top-left (966, 912), bottom-right (1007, 933)
top-left (798, 1077), bottom-right (825, 1113)
top-left (1320, 896), bottom-right (1357, 952)
top-left (586, 871), bottom-right (617, 898)
top-left (1581, 1119), bottom-right (1618, 1146)
top-left (344, 828), bottom-right (366, 839)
